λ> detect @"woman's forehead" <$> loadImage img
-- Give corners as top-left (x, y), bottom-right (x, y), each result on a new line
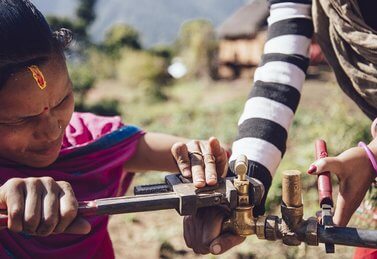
top-left (0, 56), bottom-right (69, 118)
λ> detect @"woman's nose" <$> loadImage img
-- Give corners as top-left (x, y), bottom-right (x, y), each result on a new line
top-left (33, 115), bottom-right (61, 142)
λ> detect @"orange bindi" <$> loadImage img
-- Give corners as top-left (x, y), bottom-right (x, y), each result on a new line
top-left (28, 65), bottom-right (47, 90)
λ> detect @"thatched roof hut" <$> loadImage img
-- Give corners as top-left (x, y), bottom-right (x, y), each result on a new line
top-left (218, 0), bottom-right (269, 40)
top-left (217, 0), bottom-right (269, 79)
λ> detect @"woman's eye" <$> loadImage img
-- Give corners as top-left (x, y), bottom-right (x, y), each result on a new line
top-left (56, 94), bottom-right (71, 108)
top-left (7, 118), bottom-right (28, 125)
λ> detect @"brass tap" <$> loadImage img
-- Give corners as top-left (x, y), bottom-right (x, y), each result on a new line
top-left (223, 155), bottom-right (256, 236)
top-left (233, 155), bottom-right (250, 206)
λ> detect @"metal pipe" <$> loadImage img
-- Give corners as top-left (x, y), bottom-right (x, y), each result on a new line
top-left (318, 225), bottom-right (377, 248)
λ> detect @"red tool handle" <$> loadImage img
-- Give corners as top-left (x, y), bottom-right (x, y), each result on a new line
top-left (0, 201), bottom-right (98, 228)
top-left (315, 139), bottom-right (333, 207)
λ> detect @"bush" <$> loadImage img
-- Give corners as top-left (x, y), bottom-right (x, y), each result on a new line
top-left (68, 63), bottom-right (96, 106)
top-left (86, 48), bottom-right (118, 79)
top-left (148, 45), bottom-right (174, 61)
top-left (103, 24), bottom-right (142, 57)
top-left (77, 99), bottom-right (121, 116)
top-left (176, 19), bottom-right (218, 79)
top-left (116, 49), bottom-right (171, 101)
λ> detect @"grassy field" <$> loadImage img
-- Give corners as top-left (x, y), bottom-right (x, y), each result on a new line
top-left (88, 71), bottom-right (371, 258)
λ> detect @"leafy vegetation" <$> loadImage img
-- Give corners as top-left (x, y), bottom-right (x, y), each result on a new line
top-left (176, 19), bottom-right (218, 79)
top-left (103, 24), bottom-right (142, 56)
top-left (47, 0), bottom-right (97, 43)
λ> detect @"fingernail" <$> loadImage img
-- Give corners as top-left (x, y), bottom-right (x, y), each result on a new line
top-left (182, 169), bottom-right (191, 177)
top-left (211, 244), bottom-right (222, 255)
top-left (209, 175), bottom-right (217, 180)
top-left (194, 179), bottom-right (205, 187)
top-left (307, 165), bottom-right (317, 174)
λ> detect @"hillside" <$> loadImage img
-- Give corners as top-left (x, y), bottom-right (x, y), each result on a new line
top-left (32, 0), bottom-right (249, 46)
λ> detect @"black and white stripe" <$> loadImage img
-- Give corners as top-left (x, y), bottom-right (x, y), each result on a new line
top-left (229, 0), bottom-right (313, 214)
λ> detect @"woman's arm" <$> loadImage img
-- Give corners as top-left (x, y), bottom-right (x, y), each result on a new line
top-left (124, 132), bottom-right (188, 172)
top-left (230, 0), bottom-right (314, 215)
top-left (185, 0), bottom-right (315, 255)
top-left (124, 132), bottom-right (228, 187)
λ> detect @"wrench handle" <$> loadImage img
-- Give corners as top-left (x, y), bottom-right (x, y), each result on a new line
top-left (0, 201), bottom-right (98, 228)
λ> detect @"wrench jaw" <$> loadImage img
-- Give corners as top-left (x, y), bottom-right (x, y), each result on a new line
top-left (321, 204), bottom-right (335, 253)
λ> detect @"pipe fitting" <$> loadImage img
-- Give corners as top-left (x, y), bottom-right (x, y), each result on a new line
top-left (281, 170), bottom-right (304, 230)
top-left (305, 217), bottom-right (319, 246)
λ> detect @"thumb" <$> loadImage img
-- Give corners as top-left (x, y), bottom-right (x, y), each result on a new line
top-left (62, 217), bottom-right (91, 235)
top-left (209, 233), bottom-right (245, 255)
top-left (332, 196), bottom-right (349, 227)
top-left (307, 157), bottom-right (342, 176)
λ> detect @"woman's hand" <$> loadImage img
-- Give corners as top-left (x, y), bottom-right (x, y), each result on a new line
top-left (183, 207), bottom-right (245, 255)
top-left (0, 177), bottom-right (91, 236)
top-left (307, 146), bottom-right (376, 226)
top-left (171, 137), bottom-right (228, 188)
top-left (172, 137), bottom-right (244, 254)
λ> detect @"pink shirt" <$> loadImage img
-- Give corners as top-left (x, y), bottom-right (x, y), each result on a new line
top-left (0, 112), bottom-right (144, 258)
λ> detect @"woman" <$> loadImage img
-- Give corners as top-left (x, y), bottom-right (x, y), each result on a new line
top-left (0, 0), bottom-right (228, 257)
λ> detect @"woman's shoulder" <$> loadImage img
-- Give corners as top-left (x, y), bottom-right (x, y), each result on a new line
top-left (62, 112), bottom-right (124, 147)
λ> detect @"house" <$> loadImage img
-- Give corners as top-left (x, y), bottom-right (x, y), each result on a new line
top-left (217, 0), bottom-right (269, 79)
top-left (217, 0), bottom-right (327, 79)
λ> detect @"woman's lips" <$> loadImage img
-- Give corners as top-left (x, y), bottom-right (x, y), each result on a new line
top-left (29, 138), bottom-right (62, 156)
top-left (32, 145), bottom-right (59, 156)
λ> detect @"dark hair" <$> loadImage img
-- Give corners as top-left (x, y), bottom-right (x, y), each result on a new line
top-left (0, 0), bottom-right (72, 87)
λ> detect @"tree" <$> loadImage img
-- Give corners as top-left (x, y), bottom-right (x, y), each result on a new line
top-left (75, 0), bottom-right (97, 41)
top-left (103, 24), bottom-right (142, 56)
top-left (68, 63), bottom-right (96, 107)
top-left (76, 0), bottom-right (97, 27)
top-left (47, 16), bottom-right (76, 32)
top-left (46, 0), bottom-right (98, 44)
top-left (176, 19), bottom-right (218, 79)
top-left (117, 49), bottom-right (171, 101)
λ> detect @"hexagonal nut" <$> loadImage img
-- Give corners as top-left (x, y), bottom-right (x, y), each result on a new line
top-left (256, 216), bottom-right (267, 239)
top-left (265, 215), bottom-right (279, 241)
top-left (305, 217), bottom-right (319, 246)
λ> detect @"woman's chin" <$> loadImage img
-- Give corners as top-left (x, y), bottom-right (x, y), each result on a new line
top-left (22, 152), bottom-right (60, 168)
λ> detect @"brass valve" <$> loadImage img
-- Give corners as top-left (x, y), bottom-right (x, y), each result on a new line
top-left (223, 155), bottom-right (256, 236)
top-left (233, 155), bottom-right (250, 205)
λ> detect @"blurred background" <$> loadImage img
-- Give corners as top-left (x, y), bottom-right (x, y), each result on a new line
top-left (32, 0), bottom-right (371, 258)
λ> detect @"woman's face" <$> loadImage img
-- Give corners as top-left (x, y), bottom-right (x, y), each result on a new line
top-left (0, 54), bottom-right (74, 167)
